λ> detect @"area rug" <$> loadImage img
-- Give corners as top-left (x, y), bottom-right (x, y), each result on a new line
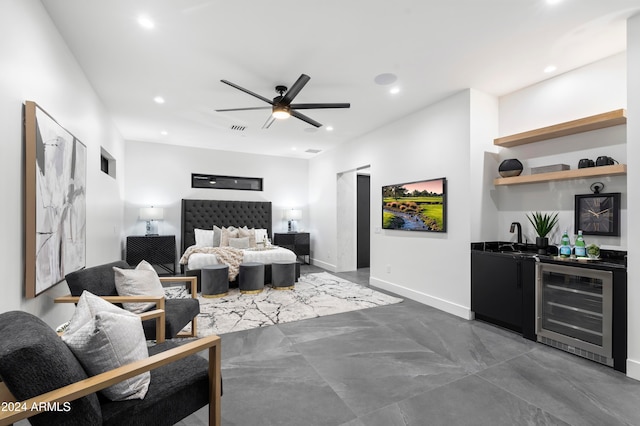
top-left (164, 272), bottom-right (403, 336)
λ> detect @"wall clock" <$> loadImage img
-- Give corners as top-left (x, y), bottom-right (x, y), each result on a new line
top-left (574, 192), bottom-right (621, 236)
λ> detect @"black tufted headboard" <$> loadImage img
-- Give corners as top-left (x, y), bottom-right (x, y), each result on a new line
top-left (181, 199), bottom-right (272, 254)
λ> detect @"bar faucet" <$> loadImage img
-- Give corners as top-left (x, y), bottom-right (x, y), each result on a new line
top-left (510, 222), bottom-right (522, 244)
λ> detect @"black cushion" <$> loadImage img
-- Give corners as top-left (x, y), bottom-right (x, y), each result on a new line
top-left (65, 260), bottom-right (130, 297)
top-left (100, 342), bottom-right (210, 426)
top-left (142, 298), bottom-right (200, 339)
top-left (0, 311), bottom-right (102, 425)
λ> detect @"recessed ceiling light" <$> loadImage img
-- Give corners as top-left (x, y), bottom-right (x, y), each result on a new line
top-left (138, 16), bottom-right (155, 29)
top-left (389, 87), bottom-right (400, 95)
top-left (544, 65), bottom-right (557, 73)
top-left (374, 73), bottom-right (398, 85)
top-left (153, 96), bottom-right (165, 104)
top-left (291, 146), bottom-right (297, 151)
top-left (160, 130), bottom-right (168, 136)
top-left (326, 126), bottom-right (334, 131)
top-left (546, 0), bottom-right (562, 5)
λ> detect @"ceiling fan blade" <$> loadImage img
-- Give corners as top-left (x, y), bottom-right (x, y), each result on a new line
top-left (291, 110), bottom-right (322, 128)
top-left (262, 115), bottom-right (276, 129)
top-left (220, 79), bottom-right (273, 105)
top-left (290, 103), bottom-right (351, 110)
top-left (215, 106), bottom-right (271, 112)
top-left (280, 74), bottom-right (311, 106)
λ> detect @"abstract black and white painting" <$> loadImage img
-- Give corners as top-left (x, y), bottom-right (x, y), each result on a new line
top-left (25, 101), bottom-right (86, 298)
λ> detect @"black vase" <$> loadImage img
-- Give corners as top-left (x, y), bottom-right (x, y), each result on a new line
top-left (498, 159), bottom-right (523, 177)
top-left (536, 236), bottom-right (548, 255)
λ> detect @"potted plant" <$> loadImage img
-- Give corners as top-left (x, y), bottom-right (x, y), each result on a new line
top-left (526, 211), bottom-right (559, 254)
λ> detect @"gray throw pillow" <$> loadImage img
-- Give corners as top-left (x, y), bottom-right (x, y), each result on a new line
top-left (61, 291), bottom-right (151, 401)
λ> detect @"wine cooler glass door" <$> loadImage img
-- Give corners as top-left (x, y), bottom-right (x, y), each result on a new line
top-left (536, 263), bottom-right (613, 361)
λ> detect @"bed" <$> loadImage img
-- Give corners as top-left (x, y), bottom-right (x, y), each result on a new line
top-left (180, 199), bottom-right (299, 284)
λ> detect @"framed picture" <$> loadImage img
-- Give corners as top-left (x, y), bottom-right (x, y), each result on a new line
top-left (24, 101), bottom-right (87, 298)
top-left (574, 193), bottom-right (621, 236)
top-left (382, 177), bottom-right (447, 232)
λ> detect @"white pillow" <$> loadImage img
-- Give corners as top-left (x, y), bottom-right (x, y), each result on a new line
top-left (194, 228), bottom-right (214, 247)
top-left (254, 228), bottom-right (268, 245)
top-left (62, 291), bottom-right (150, 401)
top-left (229, 236), bottom-right (250, 249)
top-left (114, 260), bottom-right (165, 314)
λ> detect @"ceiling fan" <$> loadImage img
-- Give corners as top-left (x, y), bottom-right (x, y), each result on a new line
top-left (215, 74), bottom-right (350, 128)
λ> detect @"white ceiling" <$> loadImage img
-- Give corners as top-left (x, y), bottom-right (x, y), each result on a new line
top-left (41, 0), bottom-right (640, 159)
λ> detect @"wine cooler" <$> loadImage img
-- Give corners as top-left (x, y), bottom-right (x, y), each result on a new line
top-left (535, 262), bottom-right (613, 367)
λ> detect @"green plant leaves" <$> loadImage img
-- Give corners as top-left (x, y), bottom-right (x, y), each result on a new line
top-left (526, 211), bottom-right (559, 238)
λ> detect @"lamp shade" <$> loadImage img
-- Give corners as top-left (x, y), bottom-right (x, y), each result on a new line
top-left (286, 209), bottom-right (302, 220)
top-left (139, 207), bottom-right (164, 221)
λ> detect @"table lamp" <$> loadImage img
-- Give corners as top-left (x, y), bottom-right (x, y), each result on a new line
top-left (140, 207), bottom-right (164, 235)
top-left (286, 209), bottom-right (302, 232)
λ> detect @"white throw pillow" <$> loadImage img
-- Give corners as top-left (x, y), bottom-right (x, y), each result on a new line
top-left (113, 260), bottom-right (165, 313)
top-left (229, 236), bottom-right (251, 249)
top-left (254, 228), bottom-right (268, 245)
top-left (62, 291), bottom-right (150, 401)
top-left (194, 228), bottom-right (214, 247)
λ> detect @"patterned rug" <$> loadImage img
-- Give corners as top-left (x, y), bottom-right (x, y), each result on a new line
top-left (164, 272), bottom-right (403, 336)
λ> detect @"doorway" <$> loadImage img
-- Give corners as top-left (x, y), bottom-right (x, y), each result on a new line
top-left (357, 174), bottom-right (370, 268)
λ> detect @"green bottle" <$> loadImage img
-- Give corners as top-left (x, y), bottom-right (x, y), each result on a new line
top-left (559, 230), bottom-right (572, 258)
top-left (574, 230), bottom-right (586, 257)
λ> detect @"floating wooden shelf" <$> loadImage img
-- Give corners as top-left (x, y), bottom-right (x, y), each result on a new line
top-left (494, 164), bottom-right (627, 186)
top-left (494, 109), bottom-right (627, 148)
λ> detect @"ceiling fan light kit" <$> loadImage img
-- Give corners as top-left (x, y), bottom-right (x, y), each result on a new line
top-left (216, 74), bottom-right (350, 128)
top-left (272, 105), bottom-right (291, 119)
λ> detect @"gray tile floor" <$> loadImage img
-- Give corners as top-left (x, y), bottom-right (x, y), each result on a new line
top-left (177, 265), bottom-right (640, 425)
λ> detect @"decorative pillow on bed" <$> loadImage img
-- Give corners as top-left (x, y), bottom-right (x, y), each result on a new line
top-left (194, 228), bottom-right (214, 247)
top-left (229, 236), bottom-right (251, 249)
top-left (254, 228), bottom-right (268, 245)
top-left (62, 291), bottom-right (150, 401)
top-left (220, 226), bottom-right (239, 246)
top-left (113, 260), bottom-right (165, 314)
top-left (238, 227), bottom-right (257, 247)
top-left (195, 226), bottom-right (223, 247)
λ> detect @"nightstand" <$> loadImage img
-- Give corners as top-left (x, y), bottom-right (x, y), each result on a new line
top-left (273, 232), bottom-right (310, 264)
top-left (126, 235), bottom-right (176, 274)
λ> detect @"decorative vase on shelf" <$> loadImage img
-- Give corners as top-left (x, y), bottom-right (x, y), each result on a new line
top-left (499, 159), bottom-right (523, 177)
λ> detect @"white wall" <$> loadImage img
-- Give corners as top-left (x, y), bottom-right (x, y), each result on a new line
top-left (309, 90), bottom-right (474, 318)
top-left (625, 12), bottom-right (640, 381)
top-left (496, 53), bottom-right (627, 249)
top-left (0, 0), bottom-right (126, 327)
top-left (470, 90), bottom-right (500, 242)
top-left (123, 140), bottom-right (309, 257)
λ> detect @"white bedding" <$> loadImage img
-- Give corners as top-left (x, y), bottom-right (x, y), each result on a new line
top-left (186, 246), bottom-right (297, 271)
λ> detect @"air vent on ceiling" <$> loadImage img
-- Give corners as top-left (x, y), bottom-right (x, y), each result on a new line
top-left (305, 149), bottom-right (322, 154)
top-left (230, 125), bottom-right (246, 131)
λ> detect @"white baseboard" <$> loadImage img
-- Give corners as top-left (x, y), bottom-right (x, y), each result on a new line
top-left (310, 258), bottom-right (337, 272)
top-left (626, 359), bottom-right (640, 381)
top-left (370, 276), bottom-right (472, 320)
